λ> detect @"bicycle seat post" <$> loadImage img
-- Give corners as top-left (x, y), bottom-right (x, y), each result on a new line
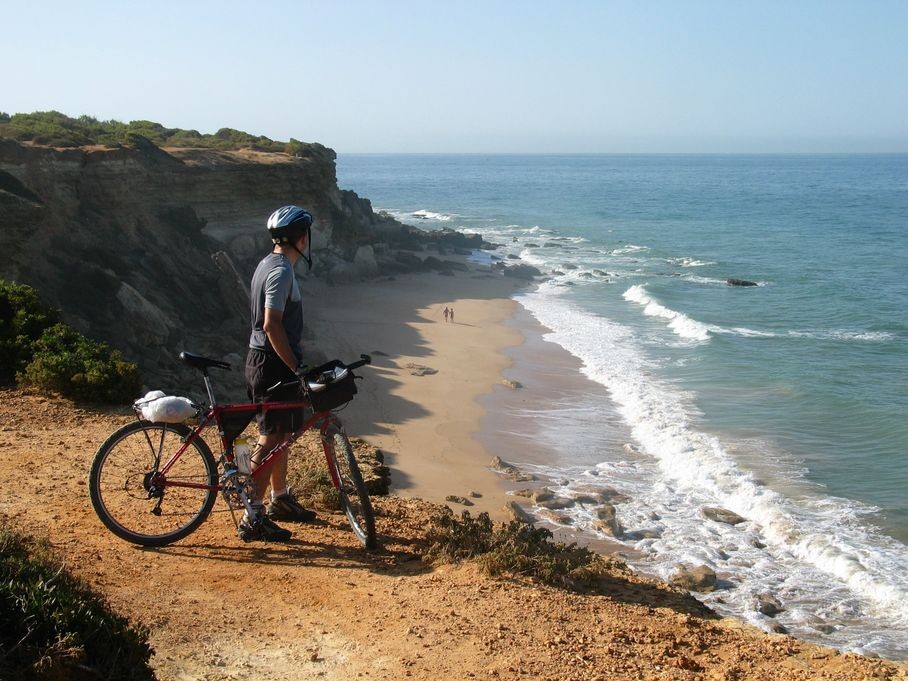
top-left (202, 369), bottom-right (217, 406)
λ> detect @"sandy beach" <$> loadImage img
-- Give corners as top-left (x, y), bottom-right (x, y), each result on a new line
top-left (306, 266), bottom-right (528, 518)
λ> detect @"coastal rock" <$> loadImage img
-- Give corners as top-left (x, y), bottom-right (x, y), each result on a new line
top-left (537, 509), bottom-right (573, 525)
top-left (702, 507), bottom-right (747, 525)
top-left (525, 243), bottom-right (540, 248)
top-left (624, 527), bottom-right (662, 540)
top-left (570, 486), bottom-right (629, 505)
top-left (404, 363), bottom-right (438, 376)
top-left (468, 491), bottom-right (482, 498)
top-left (490, 456), bottom-right (517, 473)
top-left (0, 136), bottom-right (478, 396)
top-left (502, 264), bottom-right (541, 280)
top-left (489, 456), bottom-right (536, 482)
top-left (537, 496), bottom-right (575, 511)
top-left (670, 564), bottom-right (717, 593)
top-left (754, 593), bottom-right (784, 617)
top-left (445, 495), bottom-right (474, 506)
top-left (503, 500), bottom-right (534, 524)
top-left (501, 379), bottom-right (523, 390)
top-left (727, 278), bottom-right (758, 287)
top-left (592, 502), bottom-right (624, 537)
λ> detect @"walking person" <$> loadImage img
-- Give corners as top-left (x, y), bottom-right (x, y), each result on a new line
top-left (241, 205), bottom-right (319, 542)
top-left (443, 306), bottom-right (450, 322)
top-left (449, 307), bottom-right (454, 323)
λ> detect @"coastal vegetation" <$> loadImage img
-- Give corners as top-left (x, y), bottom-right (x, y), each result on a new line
top-left (0, 110), bottom-right (315, 155)
top-left (424, 510), bottom-right (625, 590)
top-left (0, 524), bottom-right (154, 680)
top-left (0, 280), bottom-right (140, 403)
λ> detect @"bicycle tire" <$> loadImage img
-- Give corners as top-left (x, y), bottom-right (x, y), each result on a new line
top-left (89, 420), bottom-right (218, 547)
top-left (323, 426), bottom-right (377, 549)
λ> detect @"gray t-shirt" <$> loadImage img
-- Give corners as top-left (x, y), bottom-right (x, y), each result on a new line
top-left (248, 253), bottom-right (304, 361)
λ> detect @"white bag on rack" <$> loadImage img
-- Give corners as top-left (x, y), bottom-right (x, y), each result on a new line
top-left (135, 391), bottom-right (198, 423)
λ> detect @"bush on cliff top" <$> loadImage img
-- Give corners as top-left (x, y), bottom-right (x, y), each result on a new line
top-left (0, 110), bottom-right (325, 157)
top-left (424, 510), bottom-right (623, 590)
top-left (0, 280), bottom-right (141, 404)
top-left (0, 523), bottom-right (154, 680)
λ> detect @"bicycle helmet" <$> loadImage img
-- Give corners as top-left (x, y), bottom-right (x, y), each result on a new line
top-left (267, 205), bottom-right (313, 269)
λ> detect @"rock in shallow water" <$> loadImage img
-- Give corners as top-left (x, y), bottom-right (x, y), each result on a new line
top-left (702, 507), bottom-right (747, 525)
top-left (670, 564), bottom-right (718, 593)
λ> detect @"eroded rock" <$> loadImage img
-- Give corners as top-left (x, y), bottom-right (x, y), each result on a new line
top-left (670, 565), bottom-right (718, 593)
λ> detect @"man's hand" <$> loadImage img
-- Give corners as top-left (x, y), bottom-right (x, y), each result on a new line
top-left (295, 364), bottom-right (312, 381)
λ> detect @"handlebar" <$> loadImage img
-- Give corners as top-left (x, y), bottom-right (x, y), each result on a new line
top-left (266, 354), bottom-right (372, 394)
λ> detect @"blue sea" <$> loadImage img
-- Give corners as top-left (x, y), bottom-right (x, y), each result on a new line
top-left (337, 154), bottom-right (908, 660)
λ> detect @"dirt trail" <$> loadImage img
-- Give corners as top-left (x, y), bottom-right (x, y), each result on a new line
top-left (1, 390), bottom-right (904, 680)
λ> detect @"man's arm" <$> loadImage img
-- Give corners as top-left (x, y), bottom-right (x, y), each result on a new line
top-left (263, 307), bottom-right (300, 372)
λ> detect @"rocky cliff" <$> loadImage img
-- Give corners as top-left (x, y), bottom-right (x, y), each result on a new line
top-left (0, 137), bottom-right (482, 396)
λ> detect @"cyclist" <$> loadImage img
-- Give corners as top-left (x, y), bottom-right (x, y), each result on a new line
top-left (241, 205), bottom-right (318, 542)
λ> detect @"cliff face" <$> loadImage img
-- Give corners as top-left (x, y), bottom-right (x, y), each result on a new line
top-left (0, 138), bottom-right (479, 394)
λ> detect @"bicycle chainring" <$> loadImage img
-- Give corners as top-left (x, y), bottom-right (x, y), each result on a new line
top-left (221, 472), bottom-right (254, 510)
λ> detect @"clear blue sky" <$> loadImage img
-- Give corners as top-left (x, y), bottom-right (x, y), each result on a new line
top-left (4, 0), bottom-right (907, 152)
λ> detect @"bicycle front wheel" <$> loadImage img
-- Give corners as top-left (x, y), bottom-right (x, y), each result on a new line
top-left (89, 421), bottom-right (218, 547)
top-left (323, 426), bottom-right (377, 549)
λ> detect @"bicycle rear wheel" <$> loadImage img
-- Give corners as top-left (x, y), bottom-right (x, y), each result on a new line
top-left (89, 421), bottom-right (218, 547)
top-left (323, 426), bottom-right (377, 549)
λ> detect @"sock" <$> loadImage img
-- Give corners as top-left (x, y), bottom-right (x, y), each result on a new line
top-left (271, 488), bottom-right (288, 501)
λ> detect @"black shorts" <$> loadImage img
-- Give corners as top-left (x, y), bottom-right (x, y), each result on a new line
top-left (244, 348), bottom-right (306, 435)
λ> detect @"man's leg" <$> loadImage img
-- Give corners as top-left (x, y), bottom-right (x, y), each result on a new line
top-left (252, 432), bottom-right (286, 504)
top-left (263, 416), bottom-right (316, 522)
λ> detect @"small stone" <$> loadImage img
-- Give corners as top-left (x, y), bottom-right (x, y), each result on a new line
top-left (702, 507), bottom-right (747, 525)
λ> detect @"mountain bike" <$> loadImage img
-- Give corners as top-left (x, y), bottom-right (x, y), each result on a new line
top-left (88, 352), bottom-right (377, 549)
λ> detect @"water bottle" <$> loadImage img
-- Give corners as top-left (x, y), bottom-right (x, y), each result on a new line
top-left (234, 436), bottom-right (253, 474)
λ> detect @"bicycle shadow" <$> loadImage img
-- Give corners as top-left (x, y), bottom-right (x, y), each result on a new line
top-left (144, 514), bottom-right (432, 576)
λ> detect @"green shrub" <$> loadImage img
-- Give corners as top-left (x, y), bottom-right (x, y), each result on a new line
top-left (18, 323), bottom-right (141, 404)
top-left (424, 510), bottom-right (621, 590)
top-left (0, 280), bottom-right (59, 384)
top-left (0, 279), bottom-right (141, 404)
top-left (0, 111), bottom-right (316, 155)
top-left (0, 525), bottom-right (154, 680)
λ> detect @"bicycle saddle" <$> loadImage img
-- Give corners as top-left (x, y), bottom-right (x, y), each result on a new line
top-left (178, 351), bottom-right (231, 371)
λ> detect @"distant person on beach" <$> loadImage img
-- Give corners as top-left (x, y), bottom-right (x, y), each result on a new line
top-left (449, 307), bottom-right (455, 323)
top-left (242, 205), bottom-right (318, 542)
top-left (443, 306), bottom-right (450, 322)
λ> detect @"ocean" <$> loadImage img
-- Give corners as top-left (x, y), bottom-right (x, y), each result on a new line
top-left (336, 154), bottom-right (908, 660)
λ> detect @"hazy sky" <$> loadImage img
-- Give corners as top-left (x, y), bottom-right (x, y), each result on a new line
top-left (4, 1), bottom-right (907, 153)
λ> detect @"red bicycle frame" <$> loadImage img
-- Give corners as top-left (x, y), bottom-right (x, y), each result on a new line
top-left (152, 398), bottom-right (341, 491)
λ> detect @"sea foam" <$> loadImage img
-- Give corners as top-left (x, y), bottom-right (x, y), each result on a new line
top-left (623, 285), bottom-right (712, 341)
top-left (517, 282), bottom-right (908, 657)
